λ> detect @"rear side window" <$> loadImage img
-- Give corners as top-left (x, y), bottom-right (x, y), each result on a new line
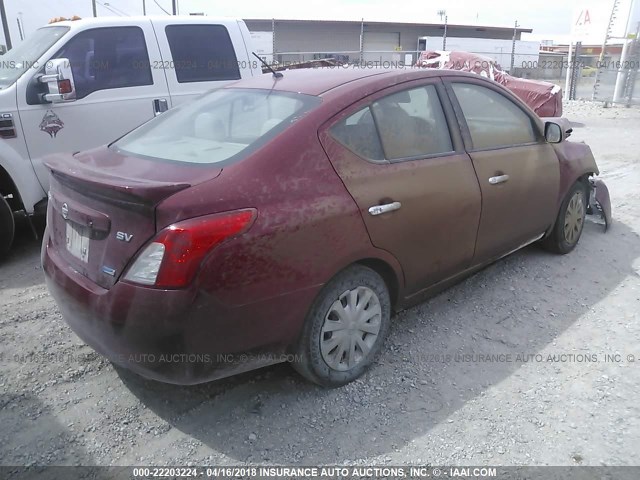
top-left (371, 85), bottom-right (453, 160)
top-left (452, 83), bottom-right (537, 150)
top-left (331, 107), bottom-right (385, 161)
top-left (53, 26), bottom-right (152, 99)
top-left (165, 25), bottom-right (241, 83)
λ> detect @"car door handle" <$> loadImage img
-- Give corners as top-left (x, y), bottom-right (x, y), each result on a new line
top-left (153, 98), bottom-right (168, 116)
top-left (368, 202), bottom-right (402, 216)
top-left (489, 174), bottom-right (510, 185)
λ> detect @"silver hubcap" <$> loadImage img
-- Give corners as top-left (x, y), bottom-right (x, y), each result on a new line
top-left (564, 190), bottom-right (585, 245)
top-left (320, 286), bottom-right (382, 371)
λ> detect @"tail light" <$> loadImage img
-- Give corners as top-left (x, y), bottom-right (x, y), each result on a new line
top-left (124, 209), bottom-right (256, 288)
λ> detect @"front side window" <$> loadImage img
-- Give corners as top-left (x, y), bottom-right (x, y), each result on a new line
top-left (0, 26), bottom-right (69, 89)
top-left (53, 26), bottom-right (152, 99)
top-left (371, 85), bottom-right (453, 160)
top-left (452, 83), bottom-right (538, 150)
top-left (165, 25), bottom-right (240, 83)
top-left (113, 88), bottom-right (320, 165)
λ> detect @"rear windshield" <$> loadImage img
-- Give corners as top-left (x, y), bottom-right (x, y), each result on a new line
top-left (113, 88), bottom-right (321, 165)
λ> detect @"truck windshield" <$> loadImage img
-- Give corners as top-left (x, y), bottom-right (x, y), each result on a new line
top-left (0, 26), bottom-right (69, 89)
top-left (113, 88), bottom-right (321, 165)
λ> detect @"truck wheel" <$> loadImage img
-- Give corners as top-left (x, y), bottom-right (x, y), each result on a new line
top-left (0, 195), bottom-right (15, 257)
top-left (292, 265), bottom-right (391, 387)
top-left (542, 181), bottom-right (587, 254)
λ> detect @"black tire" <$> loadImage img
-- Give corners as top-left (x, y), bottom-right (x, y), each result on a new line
top-left (0, 195), bottom-right (15, 258)
top-left (542, 181), bottom-right (588, 254)
top-left (292, 265), bottom-right (391, 387)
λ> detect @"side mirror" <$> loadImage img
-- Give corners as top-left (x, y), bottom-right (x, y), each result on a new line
top-left (39, 58), bottom-right (76, 103)
top-left (544, 121), bottom-right (563, 144)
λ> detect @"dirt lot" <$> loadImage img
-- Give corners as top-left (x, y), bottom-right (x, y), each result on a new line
top-left (1, 101), bottom-right (639, 467)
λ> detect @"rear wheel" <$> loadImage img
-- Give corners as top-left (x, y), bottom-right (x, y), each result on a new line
top-left (292, 265), bottom-right (391, 387)
top-left (542, 181), bottom-right (587, 254)
top-left (0, 196), bottom-right (14, 258)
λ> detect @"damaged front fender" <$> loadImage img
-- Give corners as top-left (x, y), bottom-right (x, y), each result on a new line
top-left (550, 137), bottom-right (611, 232)
top-left (588, 178), bottom-right (612, 231)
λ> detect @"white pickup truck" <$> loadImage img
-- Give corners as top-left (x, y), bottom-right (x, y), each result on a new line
top-left (0, 16), bottom-right (261, 254)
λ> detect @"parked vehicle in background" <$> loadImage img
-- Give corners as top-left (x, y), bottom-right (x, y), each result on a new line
top-left (43, 68), bottom-right (611, 387)
top-left (416, 50), bottom-right (563, 117)
top-left (0, 16), bottom-right (260, 256)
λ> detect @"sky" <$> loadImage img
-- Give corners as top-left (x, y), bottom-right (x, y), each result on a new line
top-left (2, 0), bottom-right (639, 47)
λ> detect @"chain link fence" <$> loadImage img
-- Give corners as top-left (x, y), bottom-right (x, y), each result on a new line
top-left (268, 46), bottom-right (640, 107)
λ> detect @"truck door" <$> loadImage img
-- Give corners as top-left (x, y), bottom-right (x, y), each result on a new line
top-left (151, 19), bottom-right (253, 107)
top-left (16, 20), bottom-right (170, 192)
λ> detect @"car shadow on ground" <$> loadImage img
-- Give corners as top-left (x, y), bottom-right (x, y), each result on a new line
top-left (117, 220), bottom-right (640, 464)
top-left (0, 220), bottom-right (45, 291)
top-left (0, 393), bottom-right (100, 471)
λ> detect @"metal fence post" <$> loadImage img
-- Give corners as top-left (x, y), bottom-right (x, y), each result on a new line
top-left (442, 16), bottom-right (448, 50)
top-left (569, 42), bottom-right (582, 100)
top-left (624, 35), bottom-right (639, 106)
top-left (0, 0), bottom-right (12, 49)
top-left (510, 20), bottom-right (519, 73)
top-left (272, 18), bottom-right (276, 65)
top-left (593, 0), bottom-right (620, 101)
top-left (360, 18), bottom-right (364, 65)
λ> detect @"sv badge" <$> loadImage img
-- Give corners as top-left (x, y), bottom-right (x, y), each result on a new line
top-left (116, 231), bottom-right (134, 242)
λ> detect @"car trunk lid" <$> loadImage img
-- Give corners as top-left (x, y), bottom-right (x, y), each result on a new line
top-left (45, 146), bottom-right (222, 289)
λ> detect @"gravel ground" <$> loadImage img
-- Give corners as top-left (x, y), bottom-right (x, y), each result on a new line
top-left (1, 100), bottom-right (639, 467)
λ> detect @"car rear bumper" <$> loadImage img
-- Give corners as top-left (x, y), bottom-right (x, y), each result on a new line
top-left (42, 233), bottom-right (314, 385)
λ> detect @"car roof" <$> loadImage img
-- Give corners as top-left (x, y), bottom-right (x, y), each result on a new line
top-left (228, 68), bottom-right (480, 96)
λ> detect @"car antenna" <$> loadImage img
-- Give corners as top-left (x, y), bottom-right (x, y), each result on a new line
top-left (253, 52), bottom-right (283, 79)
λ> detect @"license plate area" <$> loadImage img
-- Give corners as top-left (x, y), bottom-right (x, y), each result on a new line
top-left (66, 222), bottom-right (90, 263)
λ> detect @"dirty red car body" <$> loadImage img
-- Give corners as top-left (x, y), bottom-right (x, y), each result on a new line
top-left (43, 68), bottom-right (609, 385)
top-left (416, 51), bottom-right (563, 117)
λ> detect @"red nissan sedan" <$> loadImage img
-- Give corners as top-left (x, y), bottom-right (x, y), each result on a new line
top-left (42, 68), bottom-right (610, 387)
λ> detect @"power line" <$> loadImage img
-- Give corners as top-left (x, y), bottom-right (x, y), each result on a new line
top-left (103, 3), bottom-right (131, 16)
top-left (153, 0), bottom-right (170, 15)
top-left (96, 2), bottom-right (124, 16)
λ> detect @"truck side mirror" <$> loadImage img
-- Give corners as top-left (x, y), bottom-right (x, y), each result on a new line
top-left (39, 58), bottom-right (77, 103)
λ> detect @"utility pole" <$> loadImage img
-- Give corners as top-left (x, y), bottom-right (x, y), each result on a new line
top-left (443, 15), bottom-right (448, 50)
top-left (593, 0), bottom-right (621, 100)
top-left (359, 18), bottom-right (364, 64)
top-left (143, 0), bottom-right (146, 15)
top-left (272, 18), bottom-right (276, 65)
top-left (16, 17), bottom-right (23, 41)
top-left (622, 22), bottom-right (640, 106)
top-left (172, 0), bottom-right (177, 15)
top-left (437, 10), bottom-right (447, 50)
top-left (510, 20), bottom-right (519, 73)
top-left (92, 0), bottom-right (97, 17)
top-left (0, 0), bottom-right (11, 50)
top-left (565, 41), bottom-right (574, 97)
top-left (613, 0), bottom-right (637, 102)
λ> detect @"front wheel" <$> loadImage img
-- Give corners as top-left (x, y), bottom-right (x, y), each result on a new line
top-left (542, 181), bottom-right (587, 254)
top-left (0, 195), bottom-right (15, 258)
top-left (292, 265), bottom-right (391, 387)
